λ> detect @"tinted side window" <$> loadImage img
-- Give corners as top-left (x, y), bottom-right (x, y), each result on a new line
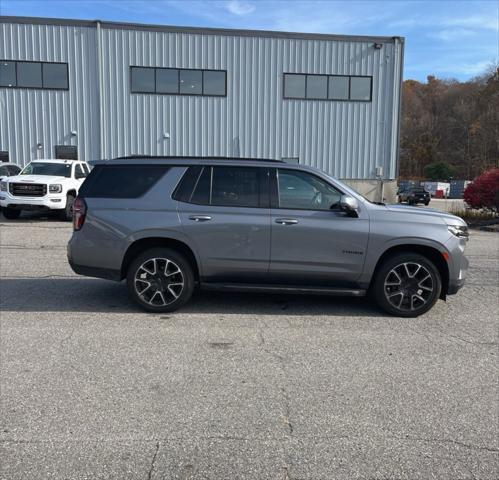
top-left (75, 164), bottom-right (86, 179)
top-left (8, 165), bottom-right (20, 175)
top-left (211, 167), bottom-right (260, 207)
top-left (0, 166), bottom-right (8, 176)
top-left (277, 169), bottom-right (341, 210)
top-left (173, 166), bottom-right (203, 202)
top-left (79, 165), bottom-right (168, 198)
top-left (190, 166), bottom-right (211, 204)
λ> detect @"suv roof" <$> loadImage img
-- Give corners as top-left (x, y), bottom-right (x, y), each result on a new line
top-left (90, 156), bottom-right (286, 167)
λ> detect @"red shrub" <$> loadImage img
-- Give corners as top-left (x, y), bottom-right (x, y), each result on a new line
top-left (463, 168), bottom-right (499, 210)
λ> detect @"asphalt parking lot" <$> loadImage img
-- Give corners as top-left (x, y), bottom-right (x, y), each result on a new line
top-left (1, 214), bottom-right (498, 479)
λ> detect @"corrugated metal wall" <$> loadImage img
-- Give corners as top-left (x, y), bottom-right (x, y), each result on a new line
top-left (0, 22), bottom-right (100, 166)
top-left (0, 19), bottom-right (403, 179)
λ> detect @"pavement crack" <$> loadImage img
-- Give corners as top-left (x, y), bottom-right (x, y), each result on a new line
top-left (258, 326), bottom-right (293, 436)
top-left (146, 441), bottom-right (160, 480)
top-left (281, 387), bottom-right (294, 435)
top-left (400, 435), bottom-right (499, 453)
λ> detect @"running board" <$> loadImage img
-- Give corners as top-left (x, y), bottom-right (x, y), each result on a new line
top-left (201, 283), bottom-right (366, 297)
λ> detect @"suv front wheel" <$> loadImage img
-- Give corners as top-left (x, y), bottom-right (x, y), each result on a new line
top-left (372, 253), bottom-right (442, 317)
top-left (126, 248), bottom-right (195, 313)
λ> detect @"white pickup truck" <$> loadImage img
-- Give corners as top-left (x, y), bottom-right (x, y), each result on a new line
top-left (0, 159), bottom-right (90, 220)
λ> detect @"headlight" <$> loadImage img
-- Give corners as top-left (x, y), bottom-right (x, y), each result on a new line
top-left (448, 225), bottom-right (469, 240)
top-left (49, 184), bottom-right (62, 193)
top-left (0, 182), bottom-right (6, 192)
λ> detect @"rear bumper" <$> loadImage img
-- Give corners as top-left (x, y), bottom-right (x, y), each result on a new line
top-left (68, 258), bottom-right (122, 281)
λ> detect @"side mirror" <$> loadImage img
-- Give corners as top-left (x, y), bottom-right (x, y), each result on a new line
top-left (340, 194), bottom-right (359, 217)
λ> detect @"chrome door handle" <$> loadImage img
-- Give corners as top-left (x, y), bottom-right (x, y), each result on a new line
top-left (189, 215), bottom-right (212, 222)
top-left (275, 218), bottom-right (299, 225)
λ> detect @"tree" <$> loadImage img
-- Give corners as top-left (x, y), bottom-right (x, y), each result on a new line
top-left (400, 66), bottom-right (499, 180)
top-left (463, 168), bottom-right (499, 210)
top-left (424, 162), bottom-right (454, 180)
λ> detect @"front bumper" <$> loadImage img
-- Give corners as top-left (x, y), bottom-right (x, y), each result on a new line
top-left (0, 191), bottom-right (67, 210)
top-left (445, 235), bottom-right (469, 296)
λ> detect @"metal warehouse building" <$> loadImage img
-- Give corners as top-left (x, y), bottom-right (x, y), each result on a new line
top-left (0, 16), bottom-right (404, 200)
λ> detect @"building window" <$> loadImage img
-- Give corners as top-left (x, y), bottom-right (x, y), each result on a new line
top-left (55, 145), bottom-right (78, 160)
top-left (328, 76), bottom-right (349, 100)
top-left (131, 67), bottom-right (155, 93)
top-left (131, 66), bottom-right (226, 97)
top-left (203, 70), bottom-right (226, 96)
top-left (156, 68), bottom-right (178, 94)
top-left (350, 76), bottom-right (372, 101)
top-left (306, 75), bottom-right (328, 99)
top-left (42, 63), bottom-right (69, 89)
top-left (0, 62), bottom-right (16, 87)
top-left (283, 74), bottom-right (305, 98)
top-left (180, 70), bottom-right (202, 95)
top-left (0, 60), bottom-right (68, 90)
top-left (284, 73), bottom-right (372, 101)
top-left (17, 62), bottom-right (42, 88)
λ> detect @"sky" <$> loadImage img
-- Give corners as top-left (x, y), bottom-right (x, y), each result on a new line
top-left (1, 0), bottom-right (498, 81)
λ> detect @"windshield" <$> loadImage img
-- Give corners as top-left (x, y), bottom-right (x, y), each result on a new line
top-left (21, 162), bottom-right (72, 178)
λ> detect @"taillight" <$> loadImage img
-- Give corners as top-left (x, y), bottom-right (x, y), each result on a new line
top-left (73, 197), bottom-right (87, 231)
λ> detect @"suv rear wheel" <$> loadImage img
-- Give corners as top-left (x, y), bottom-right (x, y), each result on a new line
top-left (126, 248), bottom-right (195, 313)
top-left (372, 253), bottom-right (442, 317)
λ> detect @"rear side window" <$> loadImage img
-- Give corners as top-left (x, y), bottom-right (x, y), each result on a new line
top-left (174, 165), bottom-right (264, 208)
top-left (79, 165), bottom-right (168, 198)
top-left (172, 165), bottom-right (202, 202)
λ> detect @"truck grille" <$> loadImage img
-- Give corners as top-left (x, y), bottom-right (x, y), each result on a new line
top-left (9, 183), bottom-right (47, 197)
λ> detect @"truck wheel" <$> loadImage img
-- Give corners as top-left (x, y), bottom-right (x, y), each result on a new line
top-left (371, 253), bottom-right (442, 317)
top-left (126, 247), bottom-right (195, 313)
top-left (397, 196), bottom-right (402, 203)
top-left (60, 194), bottom-right (75, 221)
top-left (2, 208), bottom-right (21, 220)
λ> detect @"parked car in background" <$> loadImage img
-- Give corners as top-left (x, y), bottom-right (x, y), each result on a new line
top-left (0, 159), bottom-right (90, 220)
top-left (398, 186), bottom-right (431, 205)
top-left (68, 156), bottom-right (469, 317)
top-left (0, 162), bottom-right (21, 182)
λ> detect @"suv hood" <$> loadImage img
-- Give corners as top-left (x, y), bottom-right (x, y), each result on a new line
top-left (385, 204), bottom-right (466, 226)
top-left (5, 174), bottom-right (68, 184)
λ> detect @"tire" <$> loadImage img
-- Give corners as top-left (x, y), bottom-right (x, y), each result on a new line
top-left (397, 196), bottom-right (402, 203)
top-left (126, 247), bottom-right (195, 313)
top-left (424, 201), bottom-right (430, 206)
top-left (60, 193), bottom-right (75, 221)
top-left (371, 253), bottom-right (442, 317)
top-left (2, 208), bottom-right (21, 220)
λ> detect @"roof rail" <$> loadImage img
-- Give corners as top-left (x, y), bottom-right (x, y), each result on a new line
top-left (112, 155), bottom-right (284, 163)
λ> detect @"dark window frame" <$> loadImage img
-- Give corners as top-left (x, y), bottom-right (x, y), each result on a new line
top-left (130, 66), bottom-right (227, 97)
top-left (269, 168), bottom-right (345, 212)
top-left (0, 59), bottom-right (69, 91)
top-left (283, 72), bottom-right (372, 102)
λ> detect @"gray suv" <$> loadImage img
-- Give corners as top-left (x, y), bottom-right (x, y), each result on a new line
top-left (68, 157), bottom-right (469, 317)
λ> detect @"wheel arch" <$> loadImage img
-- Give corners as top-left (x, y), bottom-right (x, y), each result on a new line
top-left (121, 237), bottom-right (200, 282)
top-left (371, 244), bottom-right (450, 298)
